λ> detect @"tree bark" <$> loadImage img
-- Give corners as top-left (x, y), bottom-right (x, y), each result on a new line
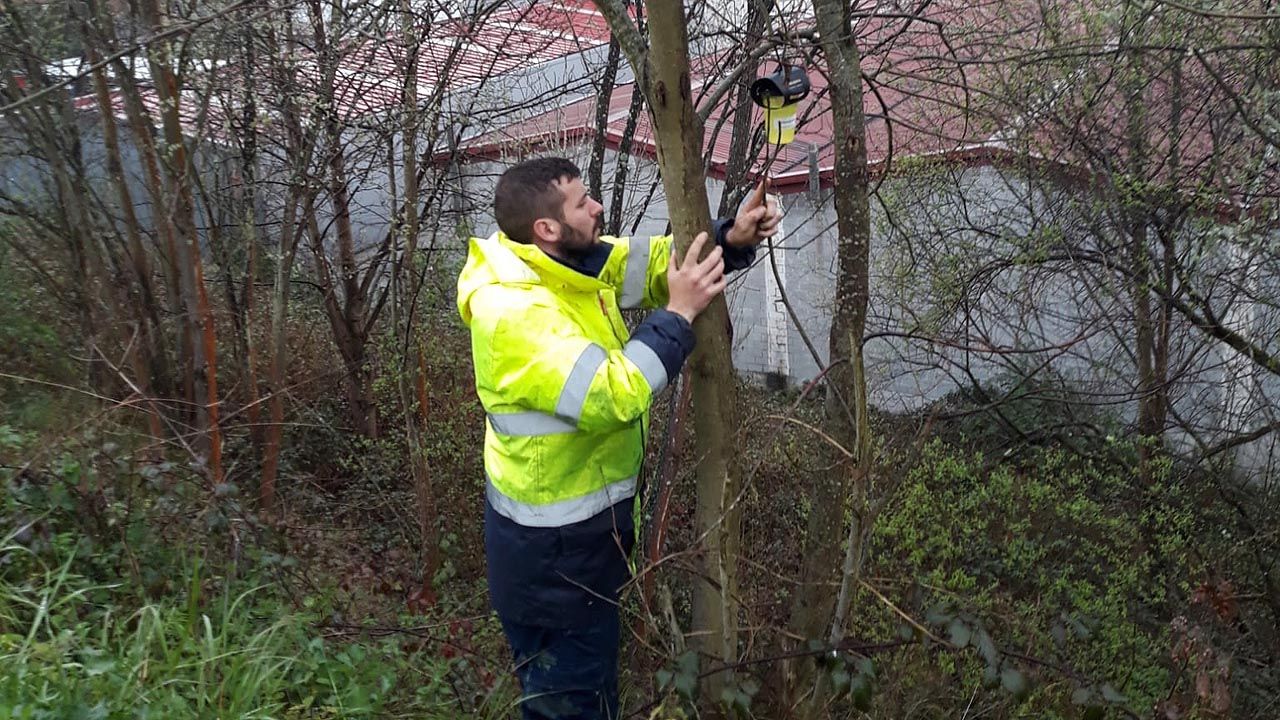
top-left (395, 0), bottom-right (441, 606)
top-left (595, 0), bottom-right (747, 698)
top-left (714, 0), bottom-right (768, 219)
top-left (0, 0), bottom-right (104, 385)
top-left (136, 0), bottom-right (223, 485)
top-left (256, 36), bottom-right (318, 511)
top-left (308, 0), bottom-right (378, 439)
top-left (106, 50), bottom-right (188, 403)
top-left (260, 188), bottom-right (303, 513)
top-left (588, 37), bottom-right (623, 200)
top-left (1121, 29), bottom-right (1168, 488)
top-left (607, 84), bottom-right (645, 235)
top-left (238, 38), bottom-right (265, 451)
top-left (83, 24), bottom-right (165, 444)
top-left (788, 0), bottom-right (873, 715)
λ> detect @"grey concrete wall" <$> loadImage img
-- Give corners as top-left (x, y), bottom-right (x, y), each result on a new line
top-left (447, 151), bottom-right (1280, 480)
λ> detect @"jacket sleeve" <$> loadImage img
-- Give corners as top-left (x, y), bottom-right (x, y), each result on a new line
top-left (602, 234), bottom-right (675, 311)
top-left (711, 217), bottom-right (758, 272)
top-left (472, 289), bottom-right (671, 434)
top-left (604, 219), bottom-right (755, 311)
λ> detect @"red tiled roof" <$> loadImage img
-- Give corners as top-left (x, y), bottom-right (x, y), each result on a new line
top-left (444, 3), bottom-right (1008, 191)
top-left (446, 0), bottom-right (1279, 213)
top-left (445, 2), bottom-right (1001, 186)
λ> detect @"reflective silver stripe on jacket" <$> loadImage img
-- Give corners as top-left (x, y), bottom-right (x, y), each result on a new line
top-left (620, 236), bottom-right (650, 308)
top-left (487, 412), bottom-right (577, 436)
top-left (486, 475), bottom-right (638, 527)
top-left (556, 343), bottom-right (607, 423)
top-left (623, 339), bottom-right (668, 394)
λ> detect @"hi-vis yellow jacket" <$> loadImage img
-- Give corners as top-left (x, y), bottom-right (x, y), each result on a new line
top-left (457, 232), bottom-right (675, 528)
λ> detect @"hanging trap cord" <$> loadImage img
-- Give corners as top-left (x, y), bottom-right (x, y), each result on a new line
top-left (759, 131), bottom-right (786, 182)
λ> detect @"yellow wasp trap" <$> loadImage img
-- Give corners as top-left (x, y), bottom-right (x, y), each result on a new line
top-left (750, 64), bottom-right (811, 145)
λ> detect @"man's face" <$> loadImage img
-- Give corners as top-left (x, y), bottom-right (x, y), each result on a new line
top-left (552, 177), bottom-right (604, 253)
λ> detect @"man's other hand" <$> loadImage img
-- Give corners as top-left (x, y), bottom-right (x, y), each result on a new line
top-left (666, 232), bottom-right (726, 324)
top-left (725, 179), bottom-right (781, 248)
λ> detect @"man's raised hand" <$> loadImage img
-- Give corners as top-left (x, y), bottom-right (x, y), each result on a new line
top-left (726, 178), bottom-right (781, 248)
top-left (666, 231), bottom-right (726, 324)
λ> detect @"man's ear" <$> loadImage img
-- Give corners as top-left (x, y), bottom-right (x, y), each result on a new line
top-left (532, 217), bottom-right (560, 245)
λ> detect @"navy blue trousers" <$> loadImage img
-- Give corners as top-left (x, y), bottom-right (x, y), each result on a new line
top-left (500, 611), bottom-right (621, 720)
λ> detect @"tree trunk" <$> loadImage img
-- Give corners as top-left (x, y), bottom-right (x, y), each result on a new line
top-left (0, 2), bottom-right (103, 385)
top-left (254, 15), bottom-right (322, 514)
top-left (607, 84), bottom-right (645, 235)
top-left (605, 2), bottom-right (644, 237)
top-left (588, 37), bottom-right (623, 200)
top-left (641, 0), bottom-right (745, 696)
top-left (308, 0), bottom-right (377, 439)
top-left (138, 0), bottom-right (223, 485)
top-left (48, 88), bottom-right (102, 384)
top-left (237, 13), bottom-right (264, 453)
top-left (396, 0), bottom-right (441, 606)
top-left (107, 52), bottom-right (187, 403)
top-left (713, 0), bottom-right (768, 219)
top-left (84, 31), bottom-right (165, 444)
top-left (788, 0), bottom-right (873, 715)
top-left (259, 57), bottom-right (317, 510)
top-left (1121, 34), bottom-right (1167, 487)
top-left (260, 190), bottom-right (303, 514)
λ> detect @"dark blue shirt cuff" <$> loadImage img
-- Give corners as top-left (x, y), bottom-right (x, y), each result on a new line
top-left (712, 217), bottom-right (758, 272)
top-left (631, 309), bottom-right (695, 382)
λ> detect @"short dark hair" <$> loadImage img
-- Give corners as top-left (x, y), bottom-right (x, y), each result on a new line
top-left (494, 157), bottom-right (581, 244)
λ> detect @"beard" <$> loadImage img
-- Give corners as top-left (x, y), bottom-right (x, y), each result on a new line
top-left (560, 217), bottom-right (603, 255)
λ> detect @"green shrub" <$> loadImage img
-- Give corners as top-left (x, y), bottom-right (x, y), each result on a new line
top-left (0, 242), bottom-right (78, 432)
top-left (864, 440), bottom-right (1188, 717)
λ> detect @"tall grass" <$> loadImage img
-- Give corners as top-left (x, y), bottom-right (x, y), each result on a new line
top-left (0, 539), bottom-right (309, 718)
top-left (0, 532), bottom-right (525, 719)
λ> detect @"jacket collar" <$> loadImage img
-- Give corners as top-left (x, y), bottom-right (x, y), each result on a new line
top-left (498, 233), bottom-right (611, 292)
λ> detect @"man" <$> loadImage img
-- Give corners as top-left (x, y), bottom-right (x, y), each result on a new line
top-left (457, 157), bottom-right (779, 719)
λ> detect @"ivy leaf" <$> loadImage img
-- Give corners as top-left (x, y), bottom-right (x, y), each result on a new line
top-left (676, 650), bottom-right (699, 677)
top-left (975, 628), bottom-right (999, 667)
top-left (656, 669), bottom-right (673, 690)
top-left (810, 638), bottom-right (837, 668)
top-left (948, 619), bottom-right (972, 648)
top-left (1050, 621), bottom-right (1067, 649)
top-left (672, 652), bottom-right (699, 700)
top-left (719, 678), bottom-right (758, 715)
top-left (1001, 667), bottom-right (1029, 700)
top-left (674, 673), bottom-right (697, 700)
top-left (720, 688), bottom-right (739, 711)
top-left (1100, 684), bottom-right (1127, 704)
top-left (851, 674), bottom-right (873, 711)
top-left (831, 666), bottom-right (851, 695)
